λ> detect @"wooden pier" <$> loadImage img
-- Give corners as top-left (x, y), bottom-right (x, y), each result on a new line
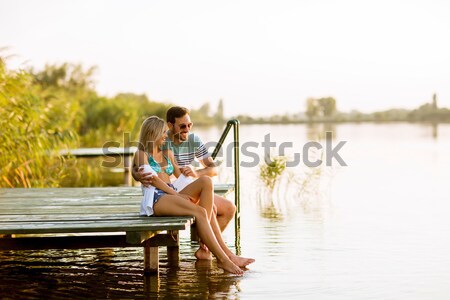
top-left (0, 185), bottom-right (233, 275)
top-left (60, 147), bottom-right (137, 186)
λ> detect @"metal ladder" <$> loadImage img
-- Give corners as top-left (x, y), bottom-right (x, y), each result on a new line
top-left (212, 119), bottom-right (241, 253)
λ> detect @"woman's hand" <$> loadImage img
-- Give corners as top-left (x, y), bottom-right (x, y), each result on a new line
top-left (137, 167), bottom-right (154, 187)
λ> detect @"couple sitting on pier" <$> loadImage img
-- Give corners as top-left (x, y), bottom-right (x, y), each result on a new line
top-left (132, 107), bottom-right (254, 275)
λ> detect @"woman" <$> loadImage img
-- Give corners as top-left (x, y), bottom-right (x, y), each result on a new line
top-left (134, 116), bottom-right (254, 275)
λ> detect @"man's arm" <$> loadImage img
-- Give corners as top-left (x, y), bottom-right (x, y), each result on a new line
top-left (131, 162), bottom-right (140, 181)
top-left (180, 156), bottom-right (217, 178)
top-left (196, 156), bottom-right (218, 177)
top-left (131, 157), bottom-right (153, 186)
top-left (181, 133), bottom-right (218, 178)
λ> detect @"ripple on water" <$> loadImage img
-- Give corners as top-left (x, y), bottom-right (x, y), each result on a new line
top-left (0, 238), bottom-right (246, 299)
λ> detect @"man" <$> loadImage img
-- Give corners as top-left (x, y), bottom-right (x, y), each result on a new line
top-left (132, 106), bottom-right (236, 260)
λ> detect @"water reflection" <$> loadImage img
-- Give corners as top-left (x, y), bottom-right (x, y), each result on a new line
top-left (150, 260), bottom-right (242, 299)
top-left (432, 122), bottom-right (438, 139)
top-left (194, 260), bottom-right (242, 299)
top-left (306, 122), bottom-right (337, 141)
top-left (256, 159), bottom-right (333, 220)
top-left (143, 274), bottom-right (160, 296)
top-left (0, 246), bottom-right (244, 299)
top-left (257, 196), bottom-right (285, 220)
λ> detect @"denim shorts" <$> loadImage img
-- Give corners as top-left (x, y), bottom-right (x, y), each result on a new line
top-left (153, 183), bottom-right (177, 204)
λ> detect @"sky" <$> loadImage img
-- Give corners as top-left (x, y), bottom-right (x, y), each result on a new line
top-left (1, 0), bottom-right (450, 117)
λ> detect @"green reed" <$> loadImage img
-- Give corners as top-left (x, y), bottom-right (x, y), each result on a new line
top-left (259, 155), bottom-right (287, 191)
top-left (0, 59), bottom-right (77, 187)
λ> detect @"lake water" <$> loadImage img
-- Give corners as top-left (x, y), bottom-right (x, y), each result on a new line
top-left (1, 123), bottom-right (450, 299)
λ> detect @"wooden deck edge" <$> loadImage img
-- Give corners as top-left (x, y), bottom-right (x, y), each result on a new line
top-left (0, 233), bottom-right (179, 251)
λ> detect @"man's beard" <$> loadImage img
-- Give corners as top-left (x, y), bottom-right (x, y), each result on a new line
top-left (174, 131), bottom-right (188, 141)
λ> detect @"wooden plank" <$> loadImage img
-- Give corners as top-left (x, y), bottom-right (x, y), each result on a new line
top-left (0, 187), bottom-right (234, 216)
top-left (0, 213), bottom-right (140, 221)
top-left (147, 233), bottom-right (179, 247)
top-left (59, 147), bottom-right (137, 157)
top-left (0, 214), bottom-right (186, 222)
top-left (0, 187), bottom-right (140, 197)
top-left (0, 185), bottom-right (233, 198)
top-left (0, 203), bottom-right (140, 209)
top-left (126, 231), bottom-right (157, 245)
top-left (0, 207), bottom-right (139, 214)
top-left (0, 196), bottom-right (138, 202)
top-left (0, 217), bottom-right (193, 228)
top-left (0, 219), bottom-right (193, 234)
top-left (0, 235), bottom-right (131, 250)
top-left (0, 233), bottom-right (180, 250)
top-left (213, 183), bottom-right (235, 195)
top-left (124, 231), bottom-right (180, 246)
top-left (0, 197), bottom-right (140, 204)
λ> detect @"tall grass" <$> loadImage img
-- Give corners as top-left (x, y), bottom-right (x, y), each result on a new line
top-left (0, 58), bottom-right (174, 187)
top-left (0, 58), bottom-right (77, 187)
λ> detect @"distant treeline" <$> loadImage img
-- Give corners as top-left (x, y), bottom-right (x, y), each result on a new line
top-left (234, 94), bottom-right (450, 124)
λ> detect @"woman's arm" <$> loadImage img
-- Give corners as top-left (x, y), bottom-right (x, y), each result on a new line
top-left (134, 150), bottom-right (177, 195)
top-left (132, 151), bottom-right (153, 186)
top-left (167, 149), bottom-right (182, 178)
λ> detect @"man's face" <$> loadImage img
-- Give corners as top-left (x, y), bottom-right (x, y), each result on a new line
top-left (171, 114), bottom-right (193, 142)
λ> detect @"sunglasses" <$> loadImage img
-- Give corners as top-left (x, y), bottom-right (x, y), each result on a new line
top-left (178, 122), bottom-right (193, 130)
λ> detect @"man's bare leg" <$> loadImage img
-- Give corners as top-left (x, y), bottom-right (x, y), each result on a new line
top-left (214, 194), bottom-right (236, 232)
top-left (209, 211), bottom-right (255, 267)
top-left (195, 241), bottom-right (213, 260)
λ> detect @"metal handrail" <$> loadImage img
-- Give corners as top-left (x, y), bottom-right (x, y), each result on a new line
top-left (212, 119), bottom-right (240, 254)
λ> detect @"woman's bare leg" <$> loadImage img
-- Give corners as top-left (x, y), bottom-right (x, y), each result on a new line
top-left (209, 211), bottom-right (255, 267)
top-left (179, 176), bottom-right (214, 220)
top-left (153, 195), bottom-right (243, 275)
top-left (179, 176), bottom-right (216, 260)
top-left (192, 205), bottom-right (218, 260)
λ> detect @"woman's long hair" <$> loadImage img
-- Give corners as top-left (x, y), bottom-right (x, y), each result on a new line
top-left (138, 116), bottom-right (166, 152)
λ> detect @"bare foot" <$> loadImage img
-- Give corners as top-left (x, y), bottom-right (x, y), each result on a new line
top-left (217, 259), bottom-right (244, 275)
top-left (195, 259), bottom-right (212, 269)
top-left (195, 247), bottom-right (213, 260)
top-left (229, 254), bottom-right (255, 267)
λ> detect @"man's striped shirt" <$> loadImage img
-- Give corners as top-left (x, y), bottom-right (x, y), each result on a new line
top-left (164, 133), bottom-right (210, 167)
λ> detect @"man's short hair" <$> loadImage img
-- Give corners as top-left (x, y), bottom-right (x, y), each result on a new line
top-left (166, 106), bottom-right (190, 123)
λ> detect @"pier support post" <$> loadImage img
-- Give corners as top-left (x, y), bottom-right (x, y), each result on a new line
top-left (167, 230), bottom-right (180, 266)
top-left (144, 274), bottom-right (160, 294)
top-left (190, 223), bottom-right (198, 242)
top-left (144, 241), bottom-right (159, 275)
top-left (123, 155), bottom-right (132, 186)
